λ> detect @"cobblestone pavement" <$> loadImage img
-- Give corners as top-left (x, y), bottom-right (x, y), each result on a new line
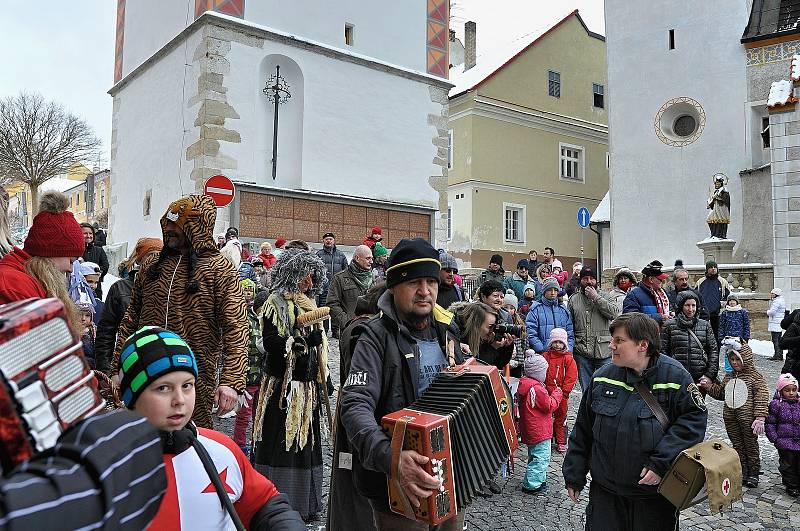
top-left (218, 340), bottom-right (800, 530)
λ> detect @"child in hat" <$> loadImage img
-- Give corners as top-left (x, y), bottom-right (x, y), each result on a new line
top-left (542, 328), bottom-right (578, 453)
top-left (719, 292), bottom-right (751, 372)
top-left (517, 352), bottom-right (562, 494)
top-left (118, 326), bottom-right (305, 529)
top-left (766, 373), bottom-right (800, 497)
top-left (77, 301), bottom-right (97, 369)
top-left (700, 338), bottom-right (770, 488)
top-left (551, 260), bottom-right (568, 288)
top-left (233, 279), bottom-right (265, 455)
top-left (718, 293), bottom-right (750, 347)
top-left (518, 285), bottom-right (537, 318)
top-left (502, 289), bottom-right (527, 376)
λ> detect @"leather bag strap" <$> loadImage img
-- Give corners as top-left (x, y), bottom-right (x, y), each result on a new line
top-left (389, 416), bottom-right (416, 520)
top-left (635, 381), bottom-right (670, 429)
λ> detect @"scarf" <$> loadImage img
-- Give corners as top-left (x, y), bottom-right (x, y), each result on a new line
top-left (259, 252), bottom-right (277, 268)
top-left (643, 283), bottom-right (670, 317)
top-left (676, 313), bottom-right (696, 329)
top-left (348, 260), bottom-right (374, 291)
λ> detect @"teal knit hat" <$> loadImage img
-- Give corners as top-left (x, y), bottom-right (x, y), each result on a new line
top-left (119, 326), bottom-right (198, 408)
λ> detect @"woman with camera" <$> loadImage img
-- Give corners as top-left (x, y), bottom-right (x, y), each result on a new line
top-left (452, 300), bottom-right (516, 497)
top-left (453, 301), bottom-right (516, 370)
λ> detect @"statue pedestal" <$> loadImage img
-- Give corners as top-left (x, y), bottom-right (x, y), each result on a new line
top-left (697, 238), bottom-right (736, 264)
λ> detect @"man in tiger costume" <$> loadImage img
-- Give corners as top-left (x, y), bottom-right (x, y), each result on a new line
top-left (113, 194), bottom-right (248, 428)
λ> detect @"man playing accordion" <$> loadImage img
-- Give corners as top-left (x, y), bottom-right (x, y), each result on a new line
top-left (340, 238), bottom-right (465, 531)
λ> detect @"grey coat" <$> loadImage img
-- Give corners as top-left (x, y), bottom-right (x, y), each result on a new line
top-left (568, 289), bottom-right (620, 359)
top-left (326, 268), bottom-right (369, 332)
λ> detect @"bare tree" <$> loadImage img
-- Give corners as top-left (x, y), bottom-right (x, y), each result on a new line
top-left (0, 92), bottom-right (101, 214)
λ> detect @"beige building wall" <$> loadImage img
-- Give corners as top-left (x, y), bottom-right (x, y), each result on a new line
top-left (478, 16), bottom-right (607, 123)
top-left (447, 13), bottom-right (608, 269)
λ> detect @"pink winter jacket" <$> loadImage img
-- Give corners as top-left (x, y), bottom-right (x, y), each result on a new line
top-left (517, 377), bottom-right (563, 445)
top-left (552, 270), bottom-right (569, 288)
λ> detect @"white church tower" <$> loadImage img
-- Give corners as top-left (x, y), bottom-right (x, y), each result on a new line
top-left (108, 0), bottom-right (452, 250)
top-left (603, 0), bottom-right (752, 269)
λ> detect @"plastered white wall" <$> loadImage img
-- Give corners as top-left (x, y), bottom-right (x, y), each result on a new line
top-left (109, 31), bottom-right (202, 245)
top-left (120, 0), bottom-right (427, 82)
top-left (223, 39), bottom-right (442, 206)
top-left (605, 0), bottom-right (750, 268)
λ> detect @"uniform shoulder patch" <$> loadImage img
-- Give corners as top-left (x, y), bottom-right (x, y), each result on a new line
top-left (345, 371), bottom-right (368, 387)
top-left (687, 382), bottom-right (707, 411)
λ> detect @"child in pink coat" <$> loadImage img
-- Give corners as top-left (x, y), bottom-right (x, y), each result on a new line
top-left (551, 260), bottom-right (569, 288)
top-left (517, 353), bottom-right (563, 494)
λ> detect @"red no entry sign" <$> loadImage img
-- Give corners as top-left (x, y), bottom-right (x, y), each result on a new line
top-left (204, 175), bottom-right (235, 207)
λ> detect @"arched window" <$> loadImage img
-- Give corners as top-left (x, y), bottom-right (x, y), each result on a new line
top-left (257, 55), bottom-right (304, 187)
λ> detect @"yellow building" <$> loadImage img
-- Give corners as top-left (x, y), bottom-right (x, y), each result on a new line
top-left (447, 10), bottom-right (608, 269)
top-left (65, 169), bottom-right (111, 225)
top-left (6, 163), bottom-right (110, 230)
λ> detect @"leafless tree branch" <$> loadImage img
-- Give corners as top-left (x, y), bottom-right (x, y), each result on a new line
top-left (0, 92), bottom-right (101, 213)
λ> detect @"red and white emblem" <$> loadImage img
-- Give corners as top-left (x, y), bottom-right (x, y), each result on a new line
top-left (721, 477), bottom-right (731, 496)
top-left (204, 175), bottom-right (235, 207)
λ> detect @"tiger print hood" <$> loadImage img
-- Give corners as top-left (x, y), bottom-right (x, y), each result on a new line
top-left (160, 195), bottom-right (218, 255)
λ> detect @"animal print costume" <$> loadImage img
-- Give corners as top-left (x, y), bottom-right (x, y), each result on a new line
top-left (113, 195), bottom-right (248, 428)
top-left (707, 342), bottom-right (770, 479)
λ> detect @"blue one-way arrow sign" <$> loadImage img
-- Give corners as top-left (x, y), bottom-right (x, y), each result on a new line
top-left (577, 207), bottom-right (591, 229)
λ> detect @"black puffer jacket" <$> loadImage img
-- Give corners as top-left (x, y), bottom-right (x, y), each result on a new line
top-left (779, 311), bottom-right (800, 380)
top-left (94, 273), bottom-right (134, 373)
top-left (82, 242), bottom-right (109, 280)
top-left (661, 291), bottom-right (718, 381)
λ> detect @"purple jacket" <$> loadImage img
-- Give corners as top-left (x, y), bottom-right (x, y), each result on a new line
top-left (766, 395), bottom-right (800, 451)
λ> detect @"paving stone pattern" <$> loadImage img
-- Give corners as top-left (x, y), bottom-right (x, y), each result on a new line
top-left (217, 340), bottom-right (800, 530)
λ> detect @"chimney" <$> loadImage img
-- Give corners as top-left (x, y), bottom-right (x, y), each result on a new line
top-left (464, 21), bottom-right (476, 71)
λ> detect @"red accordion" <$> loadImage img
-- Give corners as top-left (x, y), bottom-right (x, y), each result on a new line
top-left (381, 358), bottom-right (518, 525)
top-left (0, 298), bottom-right (105, 473)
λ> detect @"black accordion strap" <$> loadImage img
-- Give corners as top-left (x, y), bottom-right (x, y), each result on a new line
top-left (389, 416), bottom-right (417, 520)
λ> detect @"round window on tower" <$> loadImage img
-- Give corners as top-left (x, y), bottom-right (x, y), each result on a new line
top-left (673, 115), bottom-right (697, 137)
top-left (654, 97), bottom-right (706, 147)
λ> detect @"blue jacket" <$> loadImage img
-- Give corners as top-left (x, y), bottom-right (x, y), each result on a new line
top-left (718, 308), bottom-right (750, 343)
top-left (525, 296), bottom-right (574, 353)
top-left (503, 273), bottom-right (530, 300)
top-left (622, 283), bottom-right (664, 324)
top-left (696, 276), bottom-right (729, 314)
top-left (238, 261), bottom-right (259, 284)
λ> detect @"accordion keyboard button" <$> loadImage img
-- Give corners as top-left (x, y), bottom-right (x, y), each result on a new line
top-left (15, 381), bottom-right (48, 411)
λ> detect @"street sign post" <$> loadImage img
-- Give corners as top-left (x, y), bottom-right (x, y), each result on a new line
top-left (577, 207), bottom-right (591, 263)
top-left (577, 207), bottom-right (591, 229)
top-left (204, 175), bottom-right (235, 207)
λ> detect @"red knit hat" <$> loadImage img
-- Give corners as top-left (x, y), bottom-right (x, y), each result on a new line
top-left (24, 191), bottom-right (85, 258)
top-left (274, 238), bottom-right (287, 248)
top-left (371, 226), bottom-right (382, 236)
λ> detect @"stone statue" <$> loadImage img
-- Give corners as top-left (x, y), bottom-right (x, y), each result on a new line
top-left (706, 173), bottom-right (730, 239)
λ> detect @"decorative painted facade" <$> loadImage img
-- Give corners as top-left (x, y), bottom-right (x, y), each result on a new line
top-left (426, 0), bottom-right (448, 78)
top-left (194, 0), bottom-right (245, 20)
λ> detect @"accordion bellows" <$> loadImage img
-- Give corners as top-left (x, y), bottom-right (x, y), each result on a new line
top-left (382, 358), bottom-right (518, 525)
top-left (0, 298), bottom-right (104, 473)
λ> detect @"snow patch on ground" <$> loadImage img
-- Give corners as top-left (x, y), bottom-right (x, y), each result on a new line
top-left (751, 339), bottom-right (777, 358)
